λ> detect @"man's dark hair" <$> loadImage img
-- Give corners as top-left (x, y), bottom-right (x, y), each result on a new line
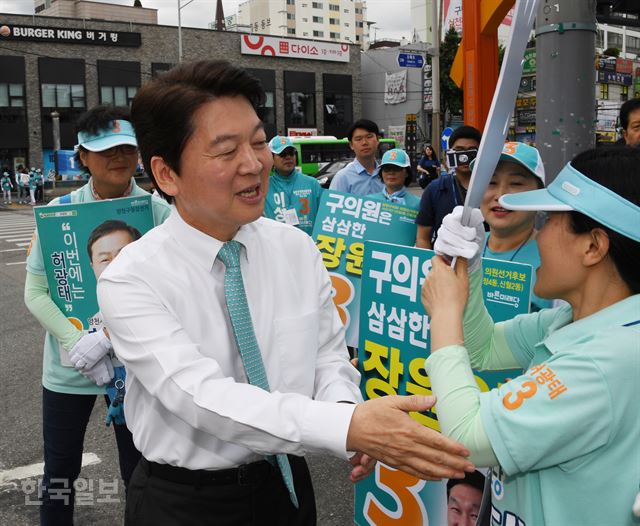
top-left (449, 125), bottom-right (482, 149)
top-left (619, 97), bottom-right (640, 131)
top-left (131, 60), bottom-right (265, 203)
top-left (74, 106), bottom-right (132, 169)
top-left (347, 119), bottom-right (380, 142)
top-left (569, 145), bottom-right (640, 294)
top-left (87, 220), bottom-right (142, 259)
top-left (446, 470), bottom-right (486, 498)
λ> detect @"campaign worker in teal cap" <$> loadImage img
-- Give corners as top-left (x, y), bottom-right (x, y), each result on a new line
top-left (368, 148), bottom-right (421, 210)
top-left (24, 105), bottom-right (171, 525)
top-left (475, 141), bottom-right (552, 311)
top-left (420, 144), bottom-right (640, 525)
top-left (263, 135), bottom-right (323, 235)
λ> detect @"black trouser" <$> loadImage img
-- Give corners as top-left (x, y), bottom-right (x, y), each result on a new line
top-left (125, 455), bottom-right (317, 526)
top-left (40, 387), bottom-right (141, 526)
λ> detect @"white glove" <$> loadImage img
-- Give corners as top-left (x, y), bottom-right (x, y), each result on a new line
top-left (69, 329), bottom-right (113, 371)
top-left (80, 356), bottom-right (114, 386)
top-left (434, 205), bottom-right (485, 273)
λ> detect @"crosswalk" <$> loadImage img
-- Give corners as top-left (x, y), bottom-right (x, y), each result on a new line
top-left (0, 212), bottom-right (36, 266)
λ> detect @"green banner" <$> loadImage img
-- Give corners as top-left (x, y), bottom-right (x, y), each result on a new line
top-left (354, 241), bottom-right (532, 525)
top-left (522, 48), bottom-right (536, 75)
top-left (34, 195), bottom-right (155, 332)
top-left (312, 190), bottom-right (418, 347)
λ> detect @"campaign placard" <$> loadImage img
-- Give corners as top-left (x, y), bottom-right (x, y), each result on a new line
top-left (312, 190), bottom-right (418, 347)
top-left (354, 241), bottom-right (532, 526)
top-left (34, 196), bottom-right (154, 334)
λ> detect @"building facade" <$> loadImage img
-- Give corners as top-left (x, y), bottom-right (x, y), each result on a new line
top-left (34, 0), bottom-right (158, 24)
top-left (0, 12), bottom-right (362, 173)
top-left (237, 0), bottom-right (369, 45)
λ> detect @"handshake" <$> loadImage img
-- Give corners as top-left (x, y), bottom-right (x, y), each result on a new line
top-left (68, 329), bottom-right (114, 386)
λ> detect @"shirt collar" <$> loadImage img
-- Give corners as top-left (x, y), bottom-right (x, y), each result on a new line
top-left (541, 295), bottom-right (640, 354)
top-left (166, 209), bottom-right (254, 272)
top-left (353, 158), bottom-right (380, 177)
top-left (383, 187), bottom-right (407, 201)
top-left (272, 167), bottom-right (299, 180)
top-left (89, 177), bottom-right (134, 200)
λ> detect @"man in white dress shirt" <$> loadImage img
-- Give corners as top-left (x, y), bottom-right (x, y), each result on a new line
top-left (97, 60), bottom-right (474, 526)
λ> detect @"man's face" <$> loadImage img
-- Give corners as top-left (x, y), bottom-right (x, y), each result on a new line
top-left (162, 96), bottom-right (272, 240)
top-left (90, 230), bottom-right (135, 279)
top-left (450, 137), bottom-right (480, 177)
top-left (272, 147), bottom-right (297, 175)
top-left (349, 127), bottom-right (380, 161)
top-left (447, 484), bottom-right (483, 526)
top-left (623, 108), bottom-right (640, 147)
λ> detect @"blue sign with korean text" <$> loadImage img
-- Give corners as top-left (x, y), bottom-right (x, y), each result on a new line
top-left (354, 241), bottom-right (532, 526)
top-left (312, 191), bottom-right (418, 348)
top-left (397, 52), bottom-right (424, 68)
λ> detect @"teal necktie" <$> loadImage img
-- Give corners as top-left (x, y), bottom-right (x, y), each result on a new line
top-left (217, 240), bottom-right (299, 508)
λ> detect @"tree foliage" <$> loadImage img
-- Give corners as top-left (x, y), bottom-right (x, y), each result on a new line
top-left (440, 26), bottom-right (463, 123)
top-left (603, 47), bottom-right (620, 57)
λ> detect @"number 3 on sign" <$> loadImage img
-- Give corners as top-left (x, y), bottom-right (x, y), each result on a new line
top-left (364, 463), bottom-right (427, 525)
top-left (329, 272), bottom-right (354, 329)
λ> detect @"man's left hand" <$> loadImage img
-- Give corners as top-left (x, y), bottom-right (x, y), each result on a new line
top-left (349, 452), bottom-right (376, 483)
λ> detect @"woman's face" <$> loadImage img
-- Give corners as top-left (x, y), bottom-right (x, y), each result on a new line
top-left (79, 145), bottom-right (138, 188)
top-left (381, 166), bottom-right (406, 192)
top-left (534, 212), bottom-right (585, 299)
top-left (425, 146), bottom-right (433, 156)
top-left (481, 161), bottom-right (540, 237)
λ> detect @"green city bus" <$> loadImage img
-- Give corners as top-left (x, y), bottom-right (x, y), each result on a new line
top-left (289, 136), bottom-right (398, 177)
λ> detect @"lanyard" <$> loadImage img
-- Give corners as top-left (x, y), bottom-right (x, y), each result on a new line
top-left (482, 233), bottom-right (532, 262)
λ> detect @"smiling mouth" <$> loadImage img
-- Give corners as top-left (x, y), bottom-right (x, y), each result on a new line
top-left (237, 184), bottom-right (260, 198)
top-left (491, 206), bottom-right (512, 215)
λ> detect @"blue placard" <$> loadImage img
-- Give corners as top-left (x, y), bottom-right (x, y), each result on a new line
top-left (397, 52), bottom-right (424, 69)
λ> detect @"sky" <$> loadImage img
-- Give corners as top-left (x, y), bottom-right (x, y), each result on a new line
top-left (2, 0), bottom-right (413, 41)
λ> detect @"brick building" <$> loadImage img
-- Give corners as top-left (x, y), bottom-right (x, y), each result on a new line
top-left (0, 12), bottom-right (361, 172)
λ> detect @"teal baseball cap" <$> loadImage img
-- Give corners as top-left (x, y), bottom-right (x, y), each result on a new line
top-left (500, 162), bottom-right (640, 242)
top-left (380, 148), bottom-right (411, 168)
top-left (76, 119), bottom-right (137, 152)
top-left (269, 136), bottom-right (296, 155)
top-left (473, 141), bottom-right (545, 185)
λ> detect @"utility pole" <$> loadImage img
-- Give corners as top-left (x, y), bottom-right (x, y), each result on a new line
top-left (535, 0), bottom-right (597, 183)
top-left (431, 0), bottom-right (441, 159)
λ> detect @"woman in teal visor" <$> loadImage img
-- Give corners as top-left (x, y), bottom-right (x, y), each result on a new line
top-left (420, 145), bottom-right (640, 526)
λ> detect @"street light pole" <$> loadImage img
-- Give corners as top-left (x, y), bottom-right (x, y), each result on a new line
top-left (177, 0), bottom-right (197, 62)
top-left (430, 0), bottom-right (441, 159)
top-left (51, 111), bottom-right (60, 189)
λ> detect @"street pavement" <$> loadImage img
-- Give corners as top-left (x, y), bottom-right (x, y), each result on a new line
top-left (0, 205), bottom-right (357, 525)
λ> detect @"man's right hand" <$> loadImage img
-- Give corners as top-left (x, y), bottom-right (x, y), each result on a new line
top-left (346, 395), bottom-right (474, 481)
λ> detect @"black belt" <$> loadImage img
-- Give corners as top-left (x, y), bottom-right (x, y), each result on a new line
top-left (140, 457), bottom-right (274, 487)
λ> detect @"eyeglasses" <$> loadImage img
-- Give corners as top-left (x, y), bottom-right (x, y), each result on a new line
top-left (277, 149), bottom-right (296, 158)
top-left (95, 145), bottom-right (138, 158)
top-left (351, 133), bottom-right (377, 143)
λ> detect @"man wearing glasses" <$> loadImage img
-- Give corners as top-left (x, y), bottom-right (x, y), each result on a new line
top-left (263, 136), bottom-right (323, 235)
top-left (24, 105), bottom-right (171, 525)
top-left (329, 119), bottom-right (385, 196)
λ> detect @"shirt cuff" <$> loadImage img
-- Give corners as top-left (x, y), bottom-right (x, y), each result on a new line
top-left (301, 399), bottom-right (357, 459)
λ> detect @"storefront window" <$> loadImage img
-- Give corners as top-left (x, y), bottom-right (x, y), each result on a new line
top-left (41, 84), bottom-right (85, 108)
top-left (284, 71), bottom-right (315, 128)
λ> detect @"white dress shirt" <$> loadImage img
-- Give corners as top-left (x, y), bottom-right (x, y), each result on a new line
top-left (97, 210), bottom-right (361, 470)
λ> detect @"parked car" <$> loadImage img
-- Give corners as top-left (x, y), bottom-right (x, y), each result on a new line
top-left (312, 160), bottom-right (351, 189)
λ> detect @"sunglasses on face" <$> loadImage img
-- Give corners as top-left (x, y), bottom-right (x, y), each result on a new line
top-left (277, 150), bottom-right (296, 158)
top-left (95, 145), bottom-right (138, 158)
